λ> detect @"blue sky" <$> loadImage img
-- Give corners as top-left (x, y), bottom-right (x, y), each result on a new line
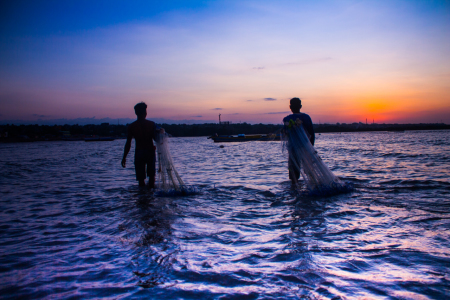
top-left (1, 0), bottom-right (449, 125)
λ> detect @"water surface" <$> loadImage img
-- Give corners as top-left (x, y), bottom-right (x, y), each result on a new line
top-left (1, 130), bottom-right (449, 299)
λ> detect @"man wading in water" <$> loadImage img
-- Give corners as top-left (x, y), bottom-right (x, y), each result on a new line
top-left (122, 102), bottom-right (163, 188)
top-left (283, 97), bottom-right (315, 183)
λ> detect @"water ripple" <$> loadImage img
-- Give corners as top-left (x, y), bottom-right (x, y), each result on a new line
top-left (0, 131), bottom-right (449, 299)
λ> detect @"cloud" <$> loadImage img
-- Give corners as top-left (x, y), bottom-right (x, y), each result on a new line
top-left (212, 108), bottom-right (223, 110)
top-left (266, 111), bottom-right (290, 115)
top-left (253, 67), bottom-right (265, 70)
top-left (194, 115), bottom-right (203, 117)
top-left (246, 100), bottom-right (253, 102)
top-left (32, 114), bottom-right (50, 118)
top-left (264, 98), bottom-right (277, 101)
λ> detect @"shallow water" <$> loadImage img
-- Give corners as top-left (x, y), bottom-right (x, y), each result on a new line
top-left (1, 130), bottom-right (449, 299)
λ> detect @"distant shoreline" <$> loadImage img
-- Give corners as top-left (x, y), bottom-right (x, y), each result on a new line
top-left (0, 122), bottom-right (448, 143)
top-left (313, 123), bottom-right (450, 133)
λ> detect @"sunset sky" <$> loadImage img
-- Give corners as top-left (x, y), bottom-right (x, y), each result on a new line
top-left (1, 0), bottom-right (449, 125)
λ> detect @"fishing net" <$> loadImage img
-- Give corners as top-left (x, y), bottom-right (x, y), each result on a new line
top-left (282, 119), bottom-right (353, 196)
top-left (154, 132), bottom-right (197, 196)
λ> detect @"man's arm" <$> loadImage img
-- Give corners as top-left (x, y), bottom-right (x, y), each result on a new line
top-left (305, 116), bottom-right (315, 146)
top-left (121, 131), bottom-right (133, 168)
top-left (309, 126), bottom-right (315, 146)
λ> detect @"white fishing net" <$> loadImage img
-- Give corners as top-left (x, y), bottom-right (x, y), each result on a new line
top-left (282, 119), bottom-right (352, 196)
top-left (154, 132), bottom-right (196, 196)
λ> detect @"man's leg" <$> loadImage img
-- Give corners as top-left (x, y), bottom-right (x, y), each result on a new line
top-left (135, 151), bottom-right (146, 187)
top-left (147, 152), bottom-right (156, 188)
top-left (148, 175), bottom-right (155, 188)
top-left (288, 157), bottom-right (301, 184)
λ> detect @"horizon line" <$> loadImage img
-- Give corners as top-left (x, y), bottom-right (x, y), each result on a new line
top-left (0, 118), bottom-right (448, 127)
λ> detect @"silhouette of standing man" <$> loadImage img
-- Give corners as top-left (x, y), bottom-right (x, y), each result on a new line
top-left (283, 97), bottom-right (315, 183)
top-left (122, 102), bottom-right (163, 187)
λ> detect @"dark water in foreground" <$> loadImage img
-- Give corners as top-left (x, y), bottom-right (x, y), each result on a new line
top-left (1, 130), bottom-right (449, 299)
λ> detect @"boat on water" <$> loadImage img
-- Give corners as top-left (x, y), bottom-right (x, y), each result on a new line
top-left (84, 137), bottom-right (115, 142)
top-left (208, 133), bottom-right (280, 143)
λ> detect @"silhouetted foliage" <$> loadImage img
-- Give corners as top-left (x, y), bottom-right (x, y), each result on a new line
top-left (0, 122), bottom-right (448, 142)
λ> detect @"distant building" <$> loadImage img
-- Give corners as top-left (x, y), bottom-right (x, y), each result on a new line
top-left (218, 114), bottom-right (231, 125)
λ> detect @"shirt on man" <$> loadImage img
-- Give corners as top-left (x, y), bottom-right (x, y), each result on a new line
top-left (283, 113), bottom-right (315, 146)
top-left (127, 119), bottom-right (159, 152)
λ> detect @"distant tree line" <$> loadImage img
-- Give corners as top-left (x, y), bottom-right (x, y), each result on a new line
top-left (0, 123), bottom-right (128, 140)
top-left (313, 122), bottom-right (450, 133)
top-left (161, 123), bottom-right (283, 137)
top-left (0, 122), bottom-right (448, 142)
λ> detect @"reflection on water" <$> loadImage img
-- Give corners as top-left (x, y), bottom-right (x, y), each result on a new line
top-left (0, 130), bottom-right (449, 299)
top-left (118, 193), bottom-right (178, 288)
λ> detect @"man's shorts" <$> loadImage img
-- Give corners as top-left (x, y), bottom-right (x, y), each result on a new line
top-left (134, 149), bottom-right (155, 181)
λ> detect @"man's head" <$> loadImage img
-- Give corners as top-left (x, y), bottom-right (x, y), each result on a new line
top-left (290, 97), bottom-right (302, 113)
top-left (134, 102), bottom-right (147, 118)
